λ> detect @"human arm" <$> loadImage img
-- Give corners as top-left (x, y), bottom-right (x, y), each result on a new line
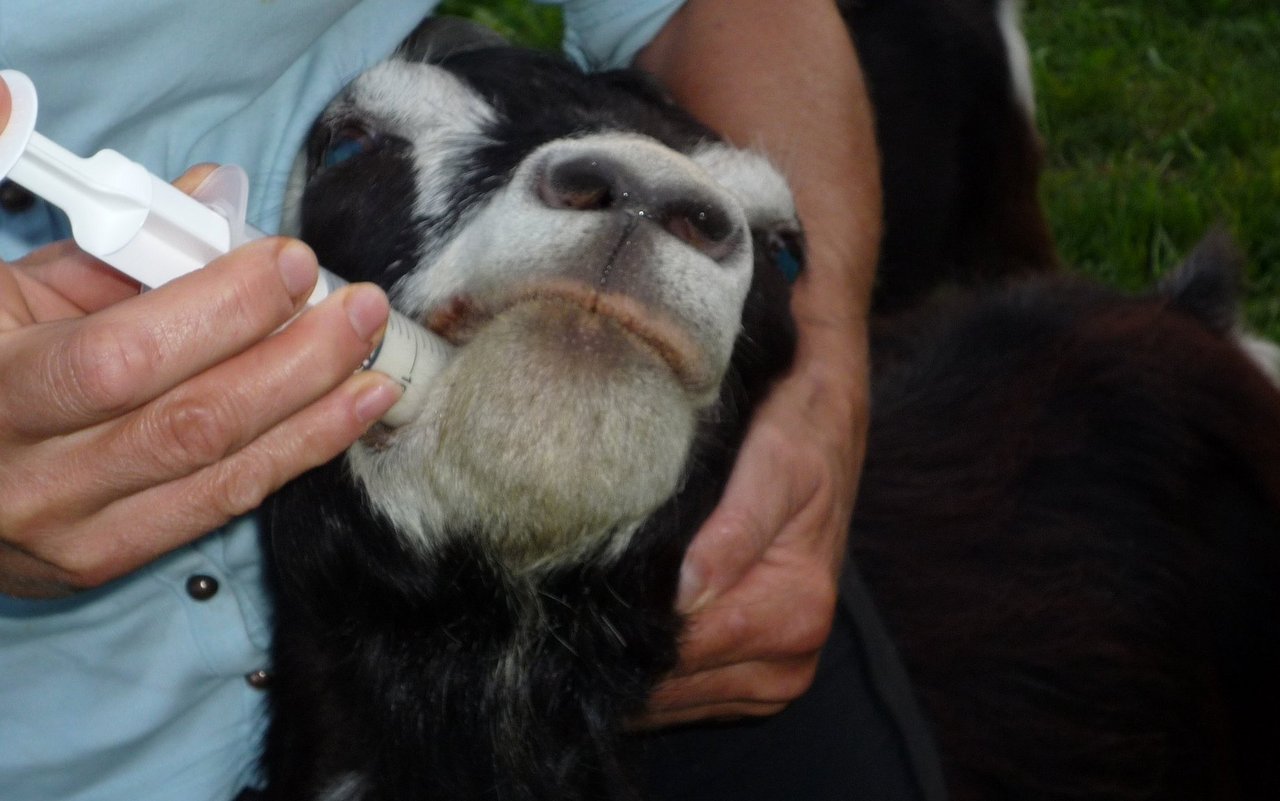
top-left (0, 154), bottom-right (403, 597)
top-left (635, 0), bottom-right (881, 724)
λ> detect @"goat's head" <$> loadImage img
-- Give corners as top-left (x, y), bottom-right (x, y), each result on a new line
top-left (291, 19), bottom-right (801, 572)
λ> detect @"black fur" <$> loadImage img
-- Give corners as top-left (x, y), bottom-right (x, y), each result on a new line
top-left (264, 11), bottom-right (1280, 801)
top-left (264, 264), bottom-right (788, 800)
top-left (266, 23), bottom-right (793, 801)
top-left (840, 0), bottom-right (1058, 310)
top-left (856, 252), bottom-right (1280, 800)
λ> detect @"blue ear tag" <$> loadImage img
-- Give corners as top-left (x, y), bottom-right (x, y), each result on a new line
top-left (775, 247), bottom-right (802, 284)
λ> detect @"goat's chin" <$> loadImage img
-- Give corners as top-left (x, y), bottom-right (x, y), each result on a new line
top-left (353, 301), bottom-right (699, 571)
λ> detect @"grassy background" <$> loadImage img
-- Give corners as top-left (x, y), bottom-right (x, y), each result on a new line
top-left (436, 0), bottom-right (562, 48)
top-left (439, 1), bottom-right (1279, 336)
top-left (1025, 0), bottom-right (1280, 337)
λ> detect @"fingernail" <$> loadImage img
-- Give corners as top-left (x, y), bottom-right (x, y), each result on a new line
top-left (676, 562), bottom-right (708, 613)
top-left (354, 377), bottom-right (403, 424)
top-left (344, 285), bottom-right (389, 342)
top-left (278, 241), bottom-right (318, 299)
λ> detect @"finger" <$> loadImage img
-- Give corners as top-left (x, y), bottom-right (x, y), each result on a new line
top-left (20, 369), bottom-right (401, 591)
top-left (638, 656), bottom-right (819, 728)
top-left (0, 76), bottom-right (10, 130)
top-left (639, 699), bottom-right (787, 729)
top-left (172, 163), bottom-right (220, 194)
top-left (676, 412), bottom-right (810, 612)
top-left (0, 238), bottom-right (318, 437)
top-left (0, 262), bottom-right (37, 329)
top-left (674, 562), bottom-right (836, 673)
top-left (1, 284), bottom-right (390, 530)
top-left (0, 541), bottom-right (76, 599)
top-left (82, 283), bottom-right (390, 507)
top-left (17, 240), bottom-right (140, 314)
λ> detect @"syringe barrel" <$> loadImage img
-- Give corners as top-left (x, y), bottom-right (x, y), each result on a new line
top-left (308, 267), bottom-right (450, 427)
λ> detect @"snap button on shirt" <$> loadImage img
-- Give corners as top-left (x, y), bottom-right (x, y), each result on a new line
top-left (245, 669), bottom-right (272, 690)
top-left (186, 574), bottom-right (221, 601)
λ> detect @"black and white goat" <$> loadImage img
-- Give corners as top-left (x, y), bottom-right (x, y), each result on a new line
top-left (264, 10), bottom-right (1280, 801)
top-left (265, 18), bottom-right (795, 801)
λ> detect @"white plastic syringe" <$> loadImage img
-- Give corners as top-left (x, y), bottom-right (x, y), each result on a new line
top-left (0, 69), bottom-right (449, 427)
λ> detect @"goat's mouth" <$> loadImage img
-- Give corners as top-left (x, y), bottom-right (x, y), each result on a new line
top-left (424, 280), bottom-right (714, 394)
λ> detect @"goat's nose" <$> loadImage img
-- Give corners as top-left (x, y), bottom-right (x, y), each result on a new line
top-left (537, 151), bottom-right (741, 262)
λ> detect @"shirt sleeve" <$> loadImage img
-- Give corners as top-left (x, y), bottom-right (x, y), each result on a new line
top-left (535, 0), bottom-right (687, 71)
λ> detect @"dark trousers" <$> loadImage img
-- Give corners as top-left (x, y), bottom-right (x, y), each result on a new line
top-left (641, 558), bottom-right (948, 801)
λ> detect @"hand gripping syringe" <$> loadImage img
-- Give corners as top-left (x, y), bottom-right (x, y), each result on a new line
top-left (0, 69), bottom-right (450, 427)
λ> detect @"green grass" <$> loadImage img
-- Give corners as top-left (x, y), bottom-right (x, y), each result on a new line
top-left (439, 1), bottom-right (1280, 336)
top-left (1024, 1), bottom-right (1280, 336)
top-left (436, 0), bottom-right (562, 49)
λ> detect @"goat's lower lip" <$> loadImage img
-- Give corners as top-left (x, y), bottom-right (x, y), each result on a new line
top-left (425, 281), bottom-right (709, 391)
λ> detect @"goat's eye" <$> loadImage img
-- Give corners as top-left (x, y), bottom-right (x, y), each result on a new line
top-left (766, 230), bottom-right (805, 284)
top-left (322, 125), bottom-right (380, 169)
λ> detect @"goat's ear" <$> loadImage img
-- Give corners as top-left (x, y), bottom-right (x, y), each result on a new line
top-left (397, 16), bottom-right (509, 64)
top-left (1161, 226), bottom-right (1245, 335)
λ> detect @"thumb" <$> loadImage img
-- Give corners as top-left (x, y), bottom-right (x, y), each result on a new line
top-left (676, 427), bottom-right (796, 612)
top-left (0, 74), bottom-right (10, 132)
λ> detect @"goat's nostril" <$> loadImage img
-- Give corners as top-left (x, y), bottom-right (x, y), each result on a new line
top-left (659, 201), bottom-right (736, 260)
top-left (538, 157), bottom-right (621, 212)
top-left (537, 149), bottom-right (742, 261)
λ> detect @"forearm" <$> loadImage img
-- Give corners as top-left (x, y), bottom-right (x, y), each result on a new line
top-left (637, 0), bottom-right (881, 385)
top-left (635, 2), bottom-right (881, 724)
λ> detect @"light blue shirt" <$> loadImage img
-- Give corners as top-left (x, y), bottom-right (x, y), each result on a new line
top-left (0, 2), bottom-right (683, 799)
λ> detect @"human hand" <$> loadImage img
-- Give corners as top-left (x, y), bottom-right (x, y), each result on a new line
top-left (640, 316), bottom-right (870, 727)
top-left (634, 0), bottom-right (879, 727)
top-left (0, 169), bottom-right (402, 598)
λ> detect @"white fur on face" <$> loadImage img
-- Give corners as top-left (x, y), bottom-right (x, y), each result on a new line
top-left (395, 132), bottom-right (756, 399)
top-left (327, 64), bottom-right (795, 571)
top-left (690, 142), bottom-right (798, 234)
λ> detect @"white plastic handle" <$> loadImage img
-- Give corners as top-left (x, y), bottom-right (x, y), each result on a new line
top-left (0, 70), bottom-right (38, 179)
